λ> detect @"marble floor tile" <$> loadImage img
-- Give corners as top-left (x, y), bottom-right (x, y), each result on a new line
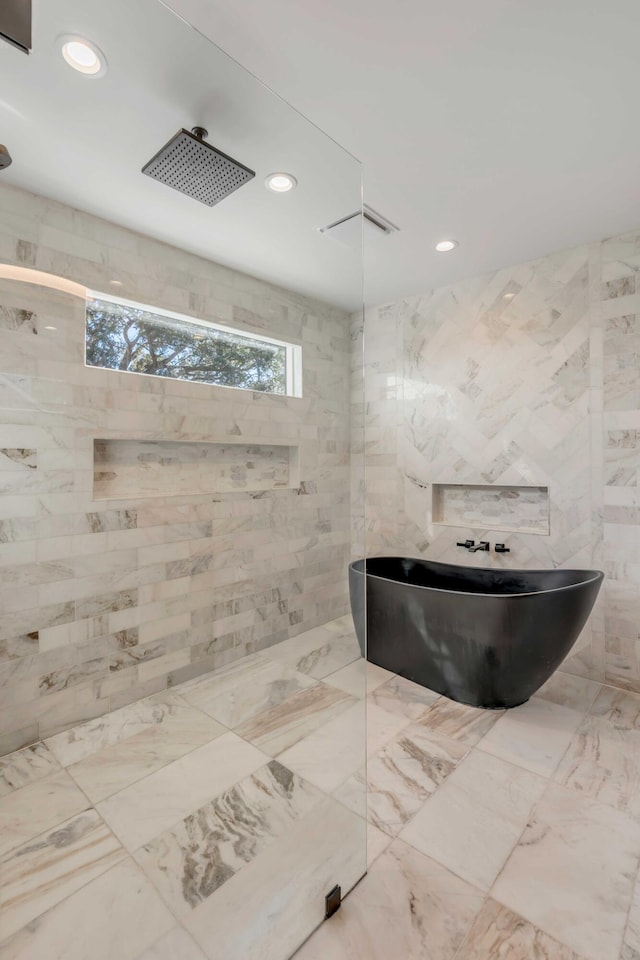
top-left (332, 766), bottom-right (366, 818)
top-left (46, 691), bottom-right (194, 767)
top-left (134, 761), bottom-right (322, 919)
top-left (399, 750), bottom-right (547, 891)
top-left (492, 781), bottom-right (640, 960)
top-left (455, 898), bottom-right (588, 960)
top-left (535, 672), bottom-right (602, 714)
top-left (477, 697), bottom-right (585, 777)
top-left (323, 658), bottom-right (367, 698)
top-left (134, 926), bottom-right (207, 960)
top-left (181, 654), bottom-right (316, 727)
top-left (0, 767), bottom-right (89, 856)
top-left (0, 809), bottom-right (124, 941)
top-left (323, 615), bottom-right (355, 635)
top-left (276, 702), bottom-right (365, 793)
top-left (185, 795), bottom-right (366, 960)
top-left (292, 839), bottom-right (485, 960)
top-left (366, 702), bottom-right (412, 756)
top-left (0, 741), bottom-right (60, 796)
top-left (96, 732), bottom-right (266, 851)
top-left (367, 724), bottom-right (467, 837)
top-left (367, 822), bottom-right (391, 867)
top-left (176, 652), bottom-right (266, 697)
top-left (417, 696), bottom-right (504, 746)
top-left (65, 706), bottom-right (226, 803)
top-left (234, 682), bottom-right (356, 757)
top-left (324, 660), bottom-right (396, 699)
top-left (261, 624), bottom-right (361, 680)
top-left (368, 675), bottom-right (441, 721)
top-left (622, 873), bottom-right (640, 960)
top-left (0, 858), bottom-right (175, 960)
top-left (365, 661), bottom-right (396, 692)
top-left (554, 686), bottom-right (640, 820)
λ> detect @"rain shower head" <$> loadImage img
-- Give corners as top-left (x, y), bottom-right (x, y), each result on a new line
top-left (142, 126), bottom-right (255, 207)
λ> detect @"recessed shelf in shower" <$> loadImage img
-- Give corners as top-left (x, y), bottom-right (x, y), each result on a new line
top-left (432, 482), bottom-right (550, 535)
top-left (93, 437), bottom-right (300, 500)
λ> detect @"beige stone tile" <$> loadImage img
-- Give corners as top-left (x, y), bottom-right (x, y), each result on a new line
top-left (185, 796), bottom-right (366, 960)
top-left (0, 858), bottom-right (174, 960)
top-left (0, 768), bottom-right (89, 856)
top-left (45, 691), bottom-right (192, 767)
top-left (493, 781), bottom-right (640, 960)
top-left (65, 706), bottom-right (226, 803)
top-left (0, 809), bottom-right (125, 941)
top-left (622, 873), bottom-right (640, 960)
top-left (0, 742), bottom-right (60, 797)
top-left (261, 625), bottom-right (361, 679)
top-left (332, 766), bottom-right (366, 818)
top-left (323, 658), bottom-right (367, 698)
top-left (400, 751), bottom-right (547, 891)
top-left (535, 672), bottom-right (601, 714)
top-left (369, 674), bottom-right (440, 721)
top-left (97, 733), bottom-right (266, 850)
top-left (234, 682), bottom-right (356, 757)
top-left (366, 702), bottom-right (412, 756)
top-left (133, 761), bottom-right (322, 919)
top-left (417, 697), bottom-right (504, 746)
top-left (456, 898), bottom-right (588, 960)
top-left (367, 724), bottom-right (467, 836)
top-left (277, 702), bottom-right (365, 793)
top-left (181, 655), bottom-right (316, 727)
top-left (554, 686), bottom-right (640, 820)
top-left (478, 697), bottom-right (585, 778)
top-left (134, 927), bottom-right (207, 960)
top-left (366, 661), bottom-right (396, 692)
top-left (367, 822), bottom-right (391, 867)
top-left (293, 840), bottom-right (484, 960)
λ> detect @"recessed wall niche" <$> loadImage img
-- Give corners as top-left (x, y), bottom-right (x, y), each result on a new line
top-left (432, 482), bottom-right (550, 535)
top-left (93, 438), bottom-right (300, 500)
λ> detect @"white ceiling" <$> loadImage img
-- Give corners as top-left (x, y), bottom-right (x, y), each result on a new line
top-left (166, 0), bottom-right (640, 305)
top-left (0, 0), bottom-right (361, 310)
top-left (2, 0), bottom-right (640, 310)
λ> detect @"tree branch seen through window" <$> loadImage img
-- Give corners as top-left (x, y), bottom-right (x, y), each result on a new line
top-left (86, 297), bottom-right (288, 394)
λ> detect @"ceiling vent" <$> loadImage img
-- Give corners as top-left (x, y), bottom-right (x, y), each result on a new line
top-left (319, 205), bottom-right (398, 248)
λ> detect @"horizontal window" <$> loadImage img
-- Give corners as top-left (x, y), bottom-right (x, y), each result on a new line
top-left (85, 292), bottom-right (301, 396)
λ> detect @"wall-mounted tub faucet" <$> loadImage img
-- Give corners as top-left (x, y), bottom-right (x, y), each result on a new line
top-left (468, 541), bottom-right (490, 552)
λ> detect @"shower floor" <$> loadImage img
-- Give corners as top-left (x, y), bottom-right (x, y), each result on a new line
top-left (2, 620), bottom-right (639, 960)
top-left (0, 616), bottom-right (367, 960)
top-left (295, 665), bottom-right (640, 960)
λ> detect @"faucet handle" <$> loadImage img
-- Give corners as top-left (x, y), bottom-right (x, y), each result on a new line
top-left (495, 543), bottom-right (510, 553)
top-left (456, 540), bottom-right (475, 548)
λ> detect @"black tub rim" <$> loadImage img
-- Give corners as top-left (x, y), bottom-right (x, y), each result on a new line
top-left (349, 557), bottom-right (604, 600)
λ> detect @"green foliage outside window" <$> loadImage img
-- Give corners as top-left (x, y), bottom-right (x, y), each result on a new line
top-left (86, 297), bottom-right (287, 394)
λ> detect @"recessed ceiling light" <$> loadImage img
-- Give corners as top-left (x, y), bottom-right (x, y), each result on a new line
top-left (60, 36), bottom-right (107, 77)
top-left (265, 173), bottom-right (297, 193)
top-left (44, 325), bottom-right (57, 331)
top-left (503, 292), bottom-right (516, 300)
top-left (435, 240), bottom-right (458, 252)
top-left (109, 279), bottom-right (123, 287)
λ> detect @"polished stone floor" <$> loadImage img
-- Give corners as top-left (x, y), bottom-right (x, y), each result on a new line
top-left (3, 618), bottom-right (640, 960)
top-left (0, 616), bottom-right (367, 960)
top-left (295, 665), bottom-right (640, 960)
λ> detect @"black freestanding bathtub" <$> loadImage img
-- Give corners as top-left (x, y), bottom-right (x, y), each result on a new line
top-left (349, 557), bottom-right (603, 709)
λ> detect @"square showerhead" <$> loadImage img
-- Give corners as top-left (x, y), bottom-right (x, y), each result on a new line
top-left (142, 127), bottom-right (255, 207)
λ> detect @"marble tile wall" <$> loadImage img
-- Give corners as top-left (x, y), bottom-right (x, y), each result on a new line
top-left (0, 182), bottom-right (354, 754)
top-left (599, 233), bottom-right (640, 691)
top-left (358, 234), bottom-right (640, 687)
